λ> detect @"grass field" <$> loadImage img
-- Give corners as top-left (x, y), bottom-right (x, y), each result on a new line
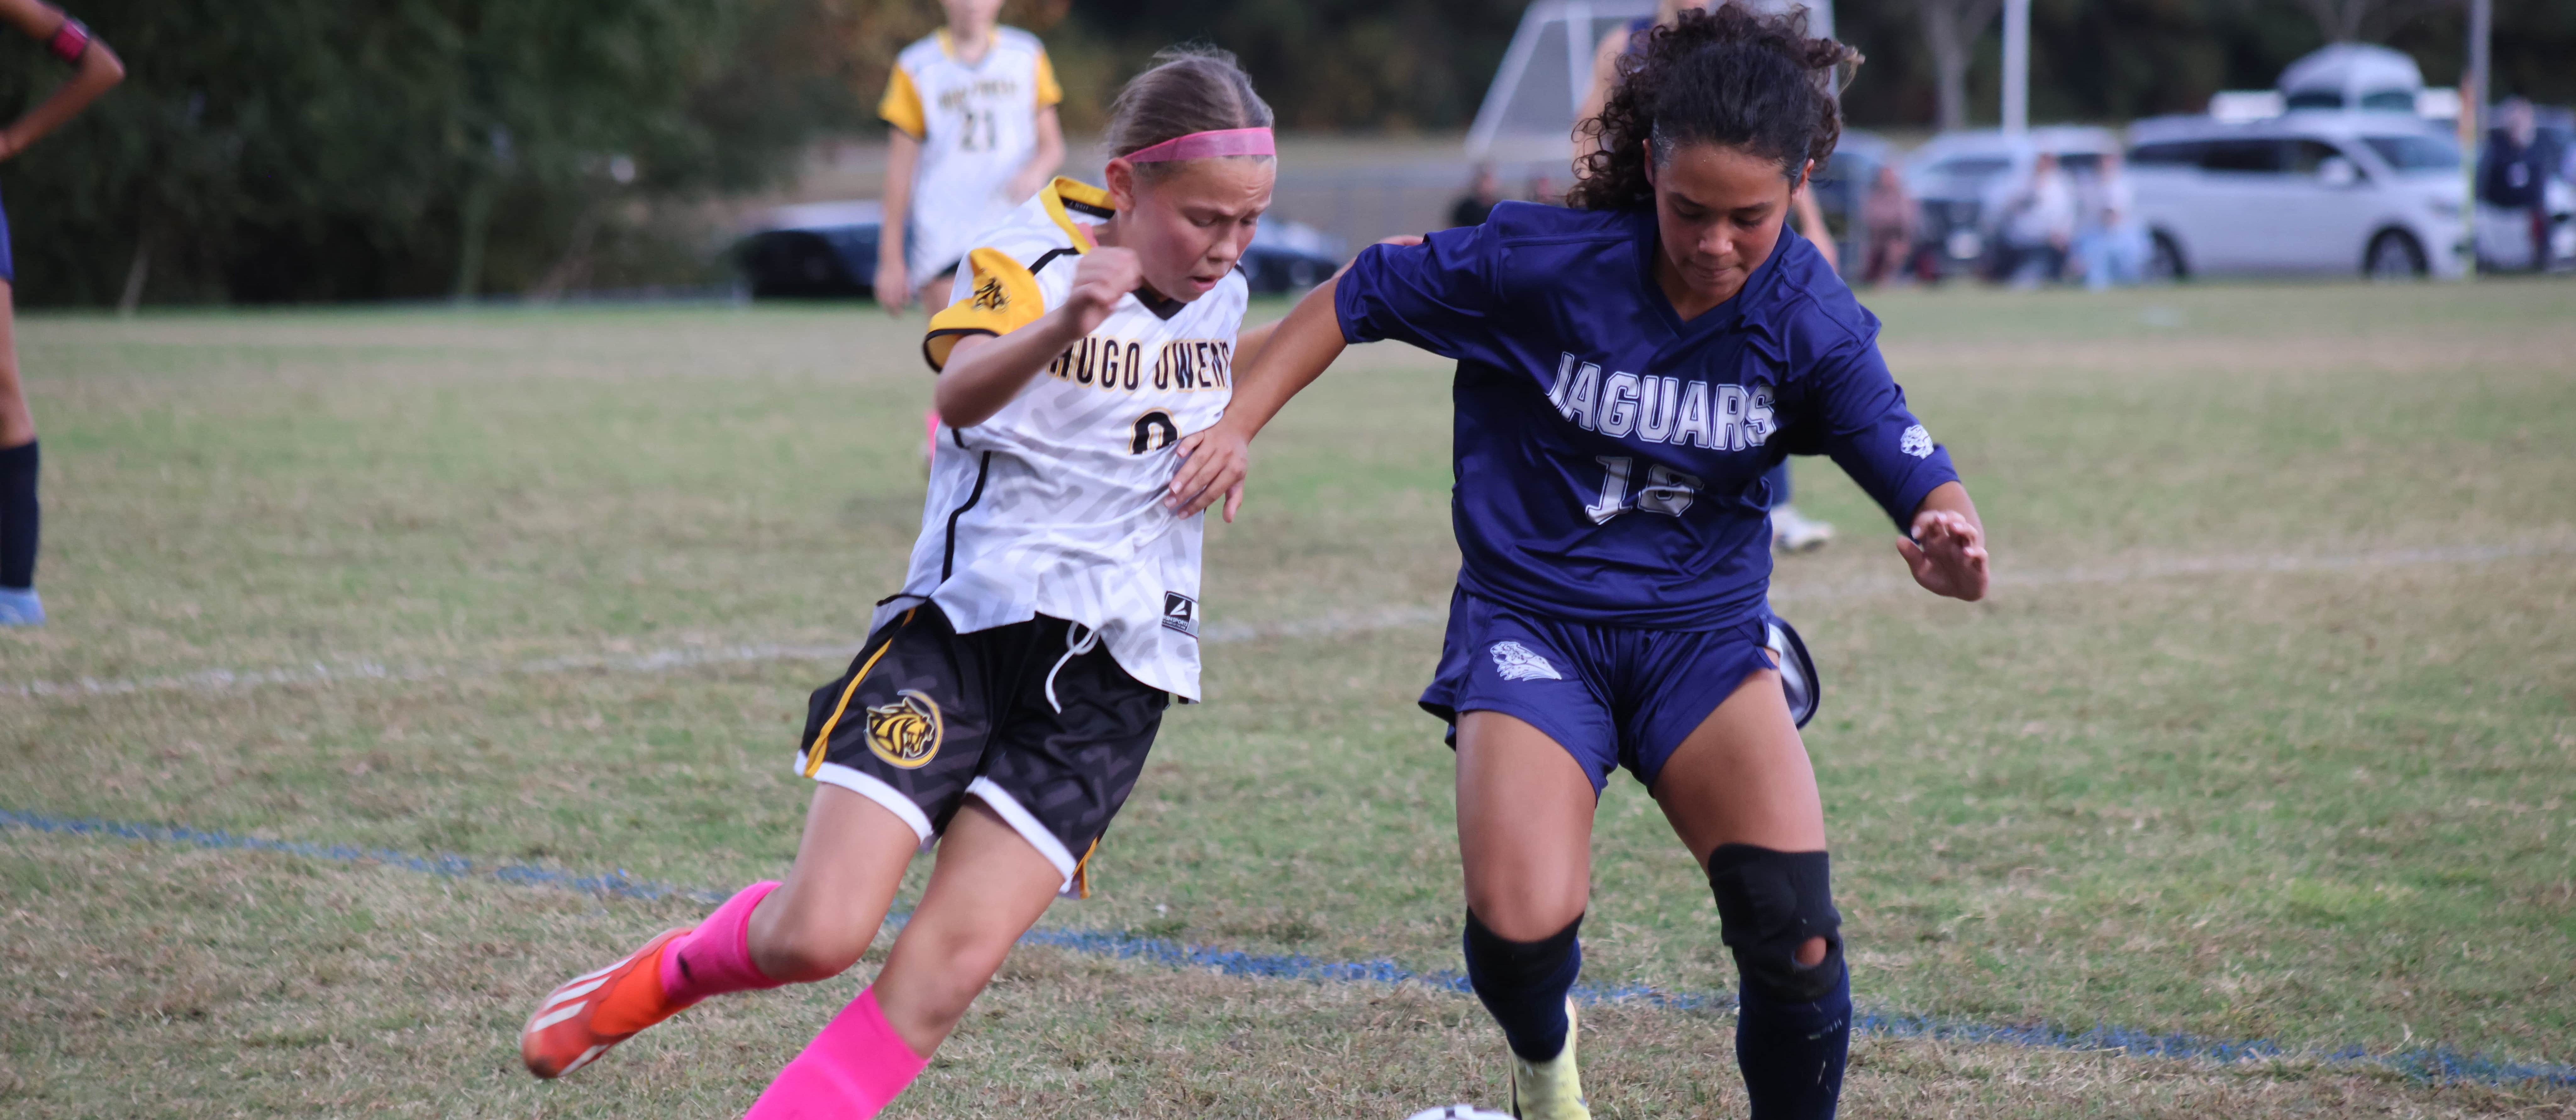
top-left (3, 279), bottom-right (2573, 1118)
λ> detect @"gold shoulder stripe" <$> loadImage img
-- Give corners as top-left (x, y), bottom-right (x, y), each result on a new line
top-left (1041, 177), bottom-right (1114, 245)
top-left (922, 247), bottom-right (1047, 371)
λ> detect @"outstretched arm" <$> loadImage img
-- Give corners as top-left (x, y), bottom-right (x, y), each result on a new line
top-left (1898, 481), bottom-right (1985, 601)
top-left (0, 0), bottom-right (122, 162)
top-left (1163, 275), bottom-right (1348, 519)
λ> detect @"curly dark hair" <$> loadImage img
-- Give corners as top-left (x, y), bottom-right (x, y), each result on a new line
top-left (1566, 3), bottom-right (1856, 211)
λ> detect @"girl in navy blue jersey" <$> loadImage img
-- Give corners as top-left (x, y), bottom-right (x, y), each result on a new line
top-left (1168, 6), bottom-right (1986, 1118)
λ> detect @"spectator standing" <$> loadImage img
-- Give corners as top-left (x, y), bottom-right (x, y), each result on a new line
top-left (1999, 151), bottom-right (2075, 286)
top-left (1859, 164), bottom-right (1915, 285)
top-left (2076, 150), bottom-right (2145, 290)
top-left (1452, 164), bottom-right (1503, 227)
top-left (2479, 99), bottom-right (2550, 271)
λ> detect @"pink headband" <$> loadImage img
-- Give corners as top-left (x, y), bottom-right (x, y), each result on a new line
top-left (1121, 127), bottom-right (1275, 163)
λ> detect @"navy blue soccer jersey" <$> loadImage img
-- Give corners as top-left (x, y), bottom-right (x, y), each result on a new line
top-left (1336, 201), bottom-right (1959, 631)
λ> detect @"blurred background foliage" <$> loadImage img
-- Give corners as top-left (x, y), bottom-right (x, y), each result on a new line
top-left (0, 0), bottom-right (2567, 305)
top-left (0, 0), bottom-right (867, 305)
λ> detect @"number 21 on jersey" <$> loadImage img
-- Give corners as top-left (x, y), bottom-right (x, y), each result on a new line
top-left (1584, 456), bottom-right (1701, 524)
top-left (956, 108), bottom-right (999, 151)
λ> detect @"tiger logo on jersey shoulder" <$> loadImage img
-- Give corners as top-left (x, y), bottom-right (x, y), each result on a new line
top-left (970, 274), bottom-right (1010, 312)
top-left (866, 690), bottom-right (943, 769)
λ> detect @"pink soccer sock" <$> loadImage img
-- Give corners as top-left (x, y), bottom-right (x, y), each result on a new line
top-left (742, 986), bottom-right (929, 1120)
top-left (660, 880), bottom-right (789, 1006)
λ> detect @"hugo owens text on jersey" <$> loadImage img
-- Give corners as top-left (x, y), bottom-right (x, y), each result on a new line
top-left (901, 179), bottom-right (1243, 701)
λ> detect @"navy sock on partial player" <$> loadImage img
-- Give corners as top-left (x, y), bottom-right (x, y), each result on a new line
top-left (1709, 844), bottom-right (1850, 1120)
top-left (1462, 908), bottom-right (1582, 1061)
top-left (1734, 950), bottom-right (1850, 1119)
top-left (0, 440), bottom-right (37, 589)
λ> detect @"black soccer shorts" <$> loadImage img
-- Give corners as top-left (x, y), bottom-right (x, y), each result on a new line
top-left (796, 602), bottom-right (1167, 897)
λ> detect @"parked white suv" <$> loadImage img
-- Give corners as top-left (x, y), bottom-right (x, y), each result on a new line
top-left (2127, 113), bottom-right (2474, 279)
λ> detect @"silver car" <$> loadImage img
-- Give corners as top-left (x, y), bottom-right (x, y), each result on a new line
top-left (2127, 114), bottom-right (2469, 279)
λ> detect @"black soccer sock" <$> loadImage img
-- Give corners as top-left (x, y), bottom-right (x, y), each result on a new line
top-left (1735, 956), bottom-right (1850, 1120)
top-left (0, 440), bottom-right (36, 589)
top-left (1462, 908), bottom-right (1583, 1062)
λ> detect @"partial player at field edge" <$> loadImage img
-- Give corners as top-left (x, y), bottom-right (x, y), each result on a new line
top-left (0, 0), bottom-right (123, 626)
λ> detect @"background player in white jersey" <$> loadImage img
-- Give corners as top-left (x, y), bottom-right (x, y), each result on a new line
top-left (874, 0), bottom-right (1067, 315)
top-left (519, 49), bottom-right (1278, 1120)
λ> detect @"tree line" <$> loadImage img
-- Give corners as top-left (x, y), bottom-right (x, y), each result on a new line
top-left (2, 0), bottom-right (2564, 306)
top-left (0, 0), bottom-right (866, 306)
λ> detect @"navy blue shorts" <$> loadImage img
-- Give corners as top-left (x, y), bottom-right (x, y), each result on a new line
top-left (0, 187), bottom-right (15, 286)
top-left (1419, 590), bottom-right (1811, 795)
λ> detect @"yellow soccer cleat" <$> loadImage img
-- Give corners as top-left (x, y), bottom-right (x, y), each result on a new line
top-left (1507, 998), bottom-right (1591, 1120)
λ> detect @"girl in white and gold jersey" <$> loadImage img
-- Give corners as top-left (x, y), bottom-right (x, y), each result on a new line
top-left (874, 0), bottom-right (1067, 313)
top-left (521, 48), bottom-right (1281, 1120)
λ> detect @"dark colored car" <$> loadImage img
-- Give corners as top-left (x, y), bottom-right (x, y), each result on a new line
top-left (734, 201), bottom-right (1346, 300)
top-left (736, 202), bottom-right (884, 299)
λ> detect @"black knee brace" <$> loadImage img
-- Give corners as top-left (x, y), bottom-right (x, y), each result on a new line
top-left (1707, 844), bottom-right (1845, 1004)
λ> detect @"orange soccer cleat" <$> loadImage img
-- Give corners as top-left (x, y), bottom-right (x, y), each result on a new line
top-left (521, 926), bottom-right (694, 1078)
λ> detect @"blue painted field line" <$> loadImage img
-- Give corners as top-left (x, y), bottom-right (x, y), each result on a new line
top-left (5, 806), bottom-right (2570, 1089)
top-left (0, 806), bottom-right (731, 907)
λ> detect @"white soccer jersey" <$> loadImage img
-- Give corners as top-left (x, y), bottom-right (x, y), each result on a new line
top-left (884, 178), bottom-right (1245, 701)
top-left (880, 27), bottom-right (1062, 280)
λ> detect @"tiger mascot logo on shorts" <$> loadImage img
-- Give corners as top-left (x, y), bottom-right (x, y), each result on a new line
top-left (866, 690), bottom-right (943, 769)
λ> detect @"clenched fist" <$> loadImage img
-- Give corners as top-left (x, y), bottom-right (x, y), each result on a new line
top-left (1064, 248), bottom-right (1144, 335)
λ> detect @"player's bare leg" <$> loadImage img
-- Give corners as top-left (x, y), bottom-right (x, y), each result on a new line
top-left (869, 800), bottom-right (1063, 1052)
top-left (1650, 665), bottom-right (1828, 863)
top-left (1650, 663), bottom-right (1849, 1119)
top-left (1455, 711), bottom-right (1595, 1120)
top-left (743, 799), bottom-right (1063, 1117)
top-left (747, 784), bottom-right (924, 980)
top-left (1456, 712), bottom-right (1595, 940)
top-left (521, 784), bottom-right (915, 1078)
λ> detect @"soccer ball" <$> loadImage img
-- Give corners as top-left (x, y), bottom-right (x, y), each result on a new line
top-left (1401, 1107), bottom-right (1515, 1120)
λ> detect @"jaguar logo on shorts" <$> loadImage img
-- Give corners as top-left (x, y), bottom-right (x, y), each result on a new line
top-left (1490, 641), bottom-right (1563, 682)
top-left (1900, 424), bottom-right (1934, 459)
top-left (866, 690), bottom-right (943, 770)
